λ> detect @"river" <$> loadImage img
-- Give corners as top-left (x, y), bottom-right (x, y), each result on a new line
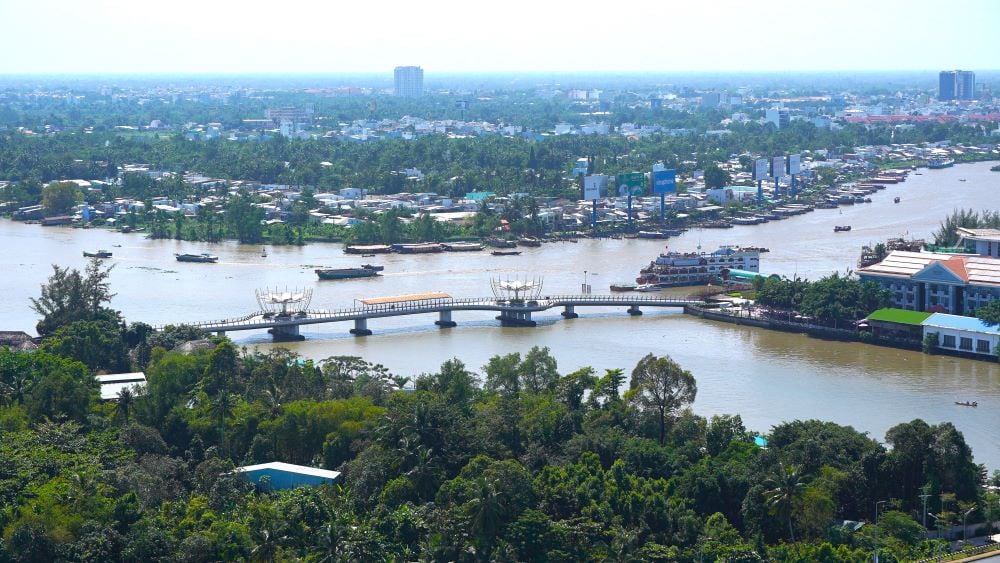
top-left (2, 161), bottom-right (999, 469)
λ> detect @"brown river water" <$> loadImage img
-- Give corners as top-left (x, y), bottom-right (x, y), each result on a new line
top-left (2, 161), bottom-right (998, 469)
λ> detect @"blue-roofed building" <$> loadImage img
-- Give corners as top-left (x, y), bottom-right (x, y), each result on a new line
top-left (234, 462), bottom-right (341, 491)
top-left (921, 313), bottom-right (1000, 358)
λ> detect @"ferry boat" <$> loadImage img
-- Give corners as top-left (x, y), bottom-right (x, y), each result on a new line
top-left (927, 158), bottom-right (955, 169)
top-left (392, 242), bottom-right (444, 254)
top-left (175, 253), bottom-right (218, 263)
top-left (635, 245), bottom-right (761, 288)
top-left (83, 250), bottom-right (112, 258)
top-left (315, 265), bottom-right (381, 280)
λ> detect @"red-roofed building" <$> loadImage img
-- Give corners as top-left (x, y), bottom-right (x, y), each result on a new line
top-left (858, 251), bottom-right (1000, 314)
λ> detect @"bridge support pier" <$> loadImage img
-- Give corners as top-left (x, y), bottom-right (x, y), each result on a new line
top-left (628, 305), bottom-right (643, 316)
top-left (435, 310), bottom-right (457, 328)
top-left (561, 305), bottom-right (578, 319)
top-left (216, 331), bottom-right (226, 337)
top-left (497, 309), bottom-right (536, 327)
top-left (350, 318), bottom-right (373, 336)
top-left (268, 324), bottom-right (304, 342)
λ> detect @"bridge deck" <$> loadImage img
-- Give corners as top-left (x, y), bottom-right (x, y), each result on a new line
top-left (158, 295), bottom-right (703, 333)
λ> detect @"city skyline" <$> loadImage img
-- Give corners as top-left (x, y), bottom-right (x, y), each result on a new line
top-left (1, 0), bottom-right (998, 75)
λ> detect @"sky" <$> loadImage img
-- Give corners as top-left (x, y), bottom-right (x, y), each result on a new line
top-left (1, 0), bottom-right (998, 75)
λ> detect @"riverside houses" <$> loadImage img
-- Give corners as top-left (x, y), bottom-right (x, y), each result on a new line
top-left (921, 313), bottom-right (1000, 358)
top-left (857, 251), bottom-right (1000, 315)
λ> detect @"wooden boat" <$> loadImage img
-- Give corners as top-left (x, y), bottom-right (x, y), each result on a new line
top-left (442, 242), bottom-right (484, 252)
top-left (834, 226), bottom-right (852, 232)
top-left (360, 264), bottom-right (384, 271)
top-left (610, 283), bottom-right (638, 292)
top-left (517, 237), bottom-right (542, 247)
top-left (345, 244), bottom-right (392, 255)
top-left (392, 242), bottom-right (444, 254)
top-left (491, 250), bottom-right (521, 256)
top-left (175, 253), bottom-right (218, 263)
top-left (315, 266), bottom-right (380, 280)
top-left (955, 401), bottom-right (977, 407)
top-left (894, 197), bottom-right (900, 203)
top-left (83, 250), bottom-right (112, 258)
top-left (486, 237), bottom-right (517, 249)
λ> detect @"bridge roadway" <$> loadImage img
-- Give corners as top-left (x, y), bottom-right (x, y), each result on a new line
top-left (162, 294), bottom-right (704, 341)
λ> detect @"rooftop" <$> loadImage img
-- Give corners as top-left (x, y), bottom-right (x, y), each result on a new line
top-left (858, 251), bottom-right (1000, 287)
top-left (922, 313), bottom-right (1000, 334)
top-left (234, 461), bottom-right (341, 481)
top-left (866, 308), bottom-right (932, 325)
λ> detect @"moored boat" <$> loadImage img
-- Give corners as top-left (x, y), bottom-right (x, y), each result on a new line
top-left (175, 253), bottom-right (218, 263)
top-left (955, 401), bottom-right (978, 407)
top-left (360, 264), bottom-right (384, 272)
top-left (392, 242), bottom-right (444, 254)
top-left (635, 245), bottom-right (760, 288)
top-left (927, 158), bottom-right (955, 169)
top-left (517, 237), bottom-right (542, 247)
top-left (610, 282), bottom-right (638, 292)
top-left (834, 226), bottom-right (851, 232)
top-left (345, 244), bottom-right (392, 255)
top-left (442, 242), bottom-right (484, 252)
top-left (83, 250), bottom-right (112, 258)
top-left (491, 250), bottom-right (521, 256)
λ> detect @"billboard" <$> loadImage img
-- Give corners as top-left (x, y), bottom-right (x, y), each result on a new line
top-left (582, 174), bottom-right (608, 200)
top-left (771, 156), bottom-right (786, 178)
top-left (753, 158), bottom-right (770, 181)
top-left (787, 153), bottom-right (801, 175)
top-left (616, 172), bottom-right (646, 197)
top-left (652, 169), bottom-right (677, 194)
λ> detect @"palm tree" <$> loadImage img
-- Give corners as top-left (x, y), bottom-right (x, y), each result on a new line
top-left (116, 386), bottom-right (135, 425)
top-left (763, 462), bottom-right (806, 541)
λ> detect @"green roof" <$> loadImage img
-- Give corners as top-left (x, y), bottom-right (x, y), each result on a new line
top-left (866, 308), bottom-right (932, 325)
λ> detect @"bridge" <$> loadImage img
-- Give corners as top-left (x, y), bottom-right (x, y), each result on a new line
top-left (161, 294), bottom-right (704, 341)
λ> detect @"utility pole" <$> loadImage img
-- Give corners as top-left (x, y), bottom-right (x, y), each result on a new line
top-left (920, 488), bottom-right (932, 528)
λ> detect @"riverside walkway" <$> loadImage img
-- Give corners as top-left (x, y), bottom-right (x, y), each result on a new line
top-left (160, 294), bottom-right (704, 341)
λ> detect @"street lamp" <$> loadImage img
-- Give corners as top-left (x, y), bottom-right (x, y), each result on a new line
top-left (876, 500), bottom-right (891, 524)
top-left (962, 505), bottom-right (976, 544)
top-left (928, 513), bottom-right (945, 540)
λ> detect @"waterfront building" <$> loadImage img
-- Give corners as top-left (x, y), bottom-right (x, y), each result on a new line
top-left (921, 313), bottom-right (999, 358)
top-left (394, 66), bottom-right (424, 97)
top-left (863, 308), bottom-right (931, 342)
top-left (956, 227), bottom-right (1000, 258)
top-left (857, 251), bottom-right (1000, 314)
top-left (939, 70), bottom-right (976, 101)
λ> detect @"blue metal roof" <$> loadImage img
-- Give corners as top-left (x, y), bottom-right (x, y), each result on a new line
top-left (921, 313), bottom-right (1000, 334)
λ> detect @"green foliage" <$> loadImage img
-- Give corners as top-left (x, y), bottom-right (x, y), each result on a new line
top-left (41, 181), bottom-right (81, 215)
top-left (975, 299), bottom-right (1000, 325)
top-left (39, 319), bottom-right (129, 373)
top-left (933, 208), bottom-right (1000, 247)
top-left (30, 258), bottom-right (117, 336)
top-left (626, 353), bottom-right (697, 444)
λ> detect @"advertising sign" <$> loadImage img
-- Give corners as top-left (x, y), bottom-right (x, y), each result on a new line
top-left (771, 156), bottom-right (786, 178)
top-left (753, 158), bottom-right (770, 181)
top-left (582, 175), bottom-right (608, 200)
top-left (787, 153), bottom-right (801, 175)
top-left (616, 172), bottom-right (646, 197)
top-left (652, 169), bottom-right (677, 194)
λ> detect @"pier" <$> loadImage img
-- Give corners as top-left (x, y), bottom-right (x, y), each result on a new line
top-left (159, 294), bottom-right (704, 341)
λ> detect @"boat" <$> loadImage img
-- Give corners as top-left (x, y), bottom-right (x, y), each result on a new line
top-left (491, 250), bottom-right (521, 256)
top-left (360, 264), bottom-right (384, 272)
top-left (927, 158), bottom-right (955, 169)
top-left (634, 245), bottom-right (761, 288)
top-left (610, 282), bottom-right (638, 292)
top-left (392, 242), bottom-right (444, 254)
top-left (485, 237), bottom-right (517, 249)
top-left (442, 242), bottom-right (484, 252)
top-left (315, 267), bottom-right (380, 280)
top-left (517, 237), bottom-right (542, 247)
top-left (345, 244), bottom-right (392, 255)
top-left (958, 178), bottom-right (967, 182)
top-left (834, 226), bottom-right (852, 232)
top-left (894, 197), bottom-right (900, 203)
top-left (83, 250), bottom-right (112, 258)
top-left (954, 401), bottom-right (978, 407)
top-left (175, 253), bottom-right (219, 263)
top-left (637, 231), bottom-right (671, 239)
top-left (635, 283), bottom-right (666, 292)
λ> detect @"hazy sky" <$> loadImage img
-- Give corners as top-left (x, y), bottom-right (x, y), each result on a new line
top-left (2, 0), bottom-right (997, 75)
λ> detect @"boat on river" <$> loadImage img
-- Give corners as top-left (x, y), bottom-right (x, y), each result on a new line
top-left (83, 250), bottom-right (112, 258)
top-left (442, 242), bottom-right (484, 252)
top-left (485, 237), bottom-right (517, 248)
top-left (491, 250), bottom-right (521, 256)
top-left (894, 197), bottom-right (901, 203)
top-left (635, 245), bottom-right (761, 288)
top-left (392, 242), bottom-right (444, 254)
top-left (610, 282), bottom-right (638, 292)
top-left (345, 244), bottom-right (392, 255)
top-left (360, 264), bottom-right (384, 272)
top-left (928, 158), bottom-right (955, 169)
top-left (517, 237), bottom-right (542, 247)
top-left (955, 401), bottom-right (977, 407)
top-left (315, 265), bottom-right (381, 280)
top-left (175, 253), bottom-right (218, 263)
top-left (834, 226), bottom-right (852, 232)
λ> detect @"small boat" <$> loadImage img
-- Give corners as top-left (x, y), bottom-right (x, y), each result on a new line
top-left (610, 283), bottom-right (638, 292)
top-left (315, 267), bottom-right (379, 280)
top-left (834, 226), bottom-right (852, 232)
top-left (392, 242), bottom-right (444, 254)
top-left (362, 253), bottom-right (376, 257)
top-left (442, 242), bottom-right (484, 252)
top-left (491, 250), bottom-right (521, 256)
top-left (175, 253), bottom-right (219, 263)
top-left (486, 237), bottom-right (517, 249)
top-left (517, 237), bottom-right (542, 247)
top-left (261, 247), bottom-right (268, 257)
top-left (894, 197), bottom-right (900, 203)
top-left (959, 178), bottom-right (967, 182)
top-left (360, 264), bottom-right (384, 272)
top-left (635, 283), bottom-right (665, 292)
top-left (955, 401), bottom-right (977, 407)
top-left (83, 250), bottom-right (112, 258)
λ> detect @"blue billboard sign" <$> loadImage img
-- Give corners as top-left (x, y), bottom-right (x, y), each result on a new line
top-left (652, 169), bottom-right (677, 194)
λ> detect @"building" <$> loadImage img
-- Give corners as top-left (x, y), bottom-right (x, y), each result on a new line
top-left (857, 251), bottom-right (1000, 314)
top-left (921, 313), bottom-right (999, 358)
top-left (394, 66), bottom-right (424, 97)
top-left (956, 227), bottom-right (1000, 258)
top-left (765, 108), bottom-right (789, 129)
top-left (863, 308), bottom-right (932, 342)
top-left (96, 372), bottom-right (147, 401)
top-left (234, 462), bottom-right (341, 491)
top-left (939, 70), bottom-right (976, 101)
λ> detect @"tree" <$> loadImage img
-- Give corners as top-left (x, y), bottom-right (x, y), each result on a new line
top-left (703, 164), bottom-right (731, 189)
top-left (975, 299), bottom-right (1000, 325)
top-left (41, 181), bottom-right (80, 215)
top-left (764, 462), bottom-right (807, 541)
top-left (626, 354), bottom-right (697, 444)
top-left (30, 258), bottom-right (117, 336)
top-left (39, 318), bottom-right (129, 373)
top-left (225, 191), bottom-right (264, 244)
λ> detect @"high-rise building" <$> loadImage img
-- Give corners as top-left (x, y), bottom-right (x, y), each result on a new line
top-left (939, 70), bottom-right (976, 101)
top-left (394, 66), bottom-right (424, 97)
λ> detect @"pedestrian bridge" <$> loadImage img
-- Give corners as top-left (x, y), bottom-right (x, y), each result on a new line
top-left (160, 294), bottom-right (703, 341)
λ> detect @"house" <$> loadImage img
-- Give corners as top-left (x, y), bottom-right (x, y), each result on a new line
top-left (0, 331), bottom-right (38, 351)
top-left (857, 251), bottom-right (1000, 314)
top-left (234, 462), bottom-right (341, 491)
top-left (921, 313), bottom-right (999, 358)
top-left (862, 308), bottom-right (932, 342)
top-left (96, 372), bottom-right (147, 401)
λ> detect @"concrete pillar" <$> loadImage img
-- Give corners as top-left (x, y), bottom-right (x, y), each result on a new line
top-left (350, 318), bottom-right (372, 336)
top-left (268, 323), bottom-right (303, 342)
top-left (562, 305), bottom-right (578, 319)
top-left (217, 330), bottom-right (226, 337)
top-left (497, 309), bottom-right (536, 327)
top-left (628, 305), bottom-right (643, 316)
top-left (435, 310), bottom-right (457, 328)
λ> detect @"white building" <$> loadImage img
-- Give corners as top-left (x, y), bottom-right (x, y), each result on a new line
top-left (922, 313), bottom-right (999, 358)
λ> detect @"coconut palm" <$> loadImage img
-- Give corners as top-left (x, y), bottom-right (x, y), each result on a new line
top-left (763, 462), bottom-right (807, 541)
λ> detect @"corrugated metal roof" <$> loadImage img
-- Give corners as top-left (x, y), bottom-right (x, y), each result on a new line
top-left (859, 251), bottom-right (1000, 286)
top-left (921, 313), bottom-right (1000, 334)
top-left (235, 462), bottom-right (341, 480)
